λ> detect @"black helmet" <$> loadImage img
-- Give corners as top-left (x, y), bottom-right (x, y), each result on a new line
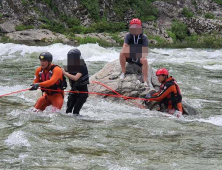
top-left (39, 52), bottom-right (53, 62)
top-left (67, 48), bottom-right (81, 59)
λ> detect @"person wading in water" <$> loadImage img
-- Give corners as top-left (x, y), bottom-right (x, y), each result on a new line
top-left (62, 49), bottom-right (89, 115)
top-left (30, 52), bottom-right (66, 111)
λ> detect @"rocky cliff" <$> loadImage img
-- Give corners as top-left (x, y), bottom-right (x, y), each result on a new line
top-left (1, 0), bottom-right (222, 45)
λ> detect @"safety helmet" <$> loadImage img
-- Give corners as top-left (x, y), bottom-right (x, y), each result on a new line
top-left (156, 68), bottom-right (169, 76)
top-left (130, 18), bottom-right (142, 26)
top-left (67, 48), bottom-right (81, 58)
top-left (39, 52), bottom-right (53, 62)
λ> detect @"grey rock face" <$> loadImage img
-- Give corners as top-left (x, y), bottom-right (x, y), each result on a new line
top-left (6, 29), bottom-right (70, 45)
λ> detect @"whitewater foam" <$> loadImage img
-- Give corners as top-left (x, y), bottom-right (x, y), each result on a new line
top-left (5, 131), bottom-right (31, 147)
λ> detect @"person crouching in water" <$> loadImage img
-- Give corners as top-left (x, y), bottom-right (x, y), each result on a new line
top-left (62, 49), bottom-right (89, 115)
top-left (145, 68), bottom-right (183, 118)
top-left (30, 52), bottom-right (65, 111)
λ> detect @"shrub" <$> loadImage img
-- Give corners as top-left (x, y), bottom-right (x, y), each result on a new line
top-left (171, 20), bottom-right (188, 40)
top-left (113, 0), bottom-right (158, 22)
top-left (67, 18), bottom-right (81, 28)
top-left (40, 18), bottom-right (66, 33)
top-left (91, 21), bottom-right (126, 33)
top-left (204, 13), bottom-right (215, 19)
top-left (111, 33), bottom-right (124, 45)
top-left (192, 0), bottom-right (197, 5)
top-left (74, 36), bottom-right (113, 47)
top-left (148, 35), bottom-right (166, 44)
top-left (212, 0), bottom-right (222, 5)
top-left (166, 30), bottom-right (176, 42)
top-left (80, 0), bottom-right (100, 20)
top-left (15, 25), bottom-right (34, 31)
top-left (182, 7), bottom-right (194, 18)
top-left (21, 0), bottom-right (28, 6)
top-left (69, 26), bottom-right (95, 34)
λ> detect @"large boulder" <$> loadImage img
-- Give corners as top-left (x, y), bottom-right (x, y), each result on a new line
top-left (88, 59), bottom-right (199, 115)
top-left (5, 29), bottom-right (73, 45)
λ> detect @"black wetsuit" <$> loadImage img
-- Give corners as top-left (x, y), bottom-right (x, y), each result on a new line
top-left (66, 64), bottom-right (89, 115)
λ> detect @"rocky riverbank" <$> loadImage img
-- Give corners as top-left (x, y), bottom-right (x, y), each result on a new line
top-left (1, 0), bottom-right (222, 47)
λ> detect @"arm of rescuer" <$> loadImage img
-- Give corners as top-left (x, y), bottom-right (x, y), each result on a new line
top-left (33, 66), bottom-right (63, 87)
top-left (62, 68), bottom-right (82, 81)
top-left (146, 84), bottom-right (177, 102)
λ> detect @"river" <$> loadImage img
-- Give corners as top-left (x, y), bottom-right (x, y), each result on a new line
top-left (0, 43), bottom-right (222, 169)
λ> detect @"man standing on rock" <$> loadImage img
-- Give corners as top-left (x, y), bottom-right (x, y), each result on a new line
top-left (119, 18), bottom-right (149, 87)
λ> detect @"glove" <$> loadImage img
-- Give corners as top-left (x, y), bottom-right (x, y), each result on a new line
top-left (173, 110), bottom-right (183, 118)
top-left (30, 83), bottom-right (40, 90)
top-left (145, 93), bottom-right (151, 99)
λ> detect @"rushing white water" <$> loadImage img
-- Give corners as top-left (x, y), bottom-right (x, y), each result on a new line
top-left (1, 43), bottom-right (222, 169)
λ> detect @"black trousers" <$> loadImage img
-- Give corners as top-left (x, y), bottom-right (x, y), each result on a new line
top-left (66, 85), bottom-right (88, 115)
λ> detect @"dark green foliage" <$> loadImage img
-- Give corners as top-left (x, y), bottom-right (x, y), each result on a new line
top-left (113, 0), bottom-right (158, 22)
top-left (74, 36), bottom-right (113, 47)
top-left (40, 18), bottom-right (66, 33)
top-left (135, 0), bottom-right (158, 21)
top-left (59, 15), bottom-right (81, 28)
top-left (80, 0), bottom-right (100, 20)
top-left (21, 0), bottom-right (28, 6)
top-left (160, 0), bottom-right (178, 5)
top-left (171, 20), bottom-right (188, 40)
top-left (204, 13), bottom-right (215, 19)
top-left (69, 26), bottom-right (96, 34)
top-left (67, 18), bottom-right (81, 28)
top-left (41, 0), bottom-right (53, 7)
top-left (111, 33), bottom-right (124, 44)
top-left (192, 0), bottom-right (197, 5)
top-left (68, 21), bottom-right (126, 34)
top-left (182, 7), bottom-right (194, 18)
top-left (15, 25), bottom-right (34, 31)
top-left (91, 21), bottom-right (127, 33)
top-left (166, 30), bottom-right (176, 42)
top-left (150, 33), bottom-right (222, 48)
top-left (212, 0), bottom-right (222, 5)
top-left (41, 0), bottom-right (58, 13)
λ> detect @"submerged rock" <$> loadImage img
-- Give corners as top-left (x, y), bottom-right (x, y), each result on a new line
top-left (88, 59), bottom-right (199, 115)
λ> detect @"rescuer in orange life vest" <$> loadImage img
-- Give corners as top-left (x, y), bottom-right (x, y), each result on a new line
top-left (145, 68), bottom-right (183, 118)
top-left (30, 52), bottom-right (66, 111)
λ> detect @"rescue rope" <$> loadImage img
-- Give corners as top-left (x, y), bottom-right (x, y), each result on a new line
top-left (0, 83), bottom-right (151, 107)
top-left (38, 88), bottom-right (151, 102)
top-left (0, 88), bottom-right (30, 98)
top-left (91, 81), bottom-right (146, 109)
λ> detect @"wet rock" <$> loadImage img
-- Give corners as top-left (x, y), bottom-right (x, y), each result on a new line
top-left (88, 59), bottom-right (159, 105)
top-left (89, 59), bottom-right (199, 115)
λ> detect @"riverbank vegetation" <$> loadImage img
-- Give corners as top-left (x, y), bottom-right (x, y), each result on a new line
top-left (1, 0), bottom-right (222, 48)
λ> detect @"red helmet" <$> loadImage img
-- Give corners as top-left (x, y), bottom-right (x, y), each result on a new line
top-left (130, 18), bottom-right (142, 26)
top-left (156, 68), bottom-right (169, 76)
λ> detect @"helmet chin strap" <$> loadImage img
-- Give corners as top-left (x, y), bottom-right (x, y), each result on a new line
top-left (45, 62), bottom-right (51, 70)
top-left (161, 76), bottom-right (167, 83)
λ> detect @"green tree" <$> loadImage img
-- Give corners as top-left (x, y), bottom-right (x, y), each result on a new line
top-left (171, 20), bottom-right (188, 40)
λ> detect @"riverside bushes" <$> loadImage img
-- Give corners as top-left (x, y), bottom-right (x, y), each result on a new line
top-left (212, 0), bottom-right (222, 5)
top-left (171, 20), bottom-right (188, 40)
top-left (113, 0), bottom-right (158, 22)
